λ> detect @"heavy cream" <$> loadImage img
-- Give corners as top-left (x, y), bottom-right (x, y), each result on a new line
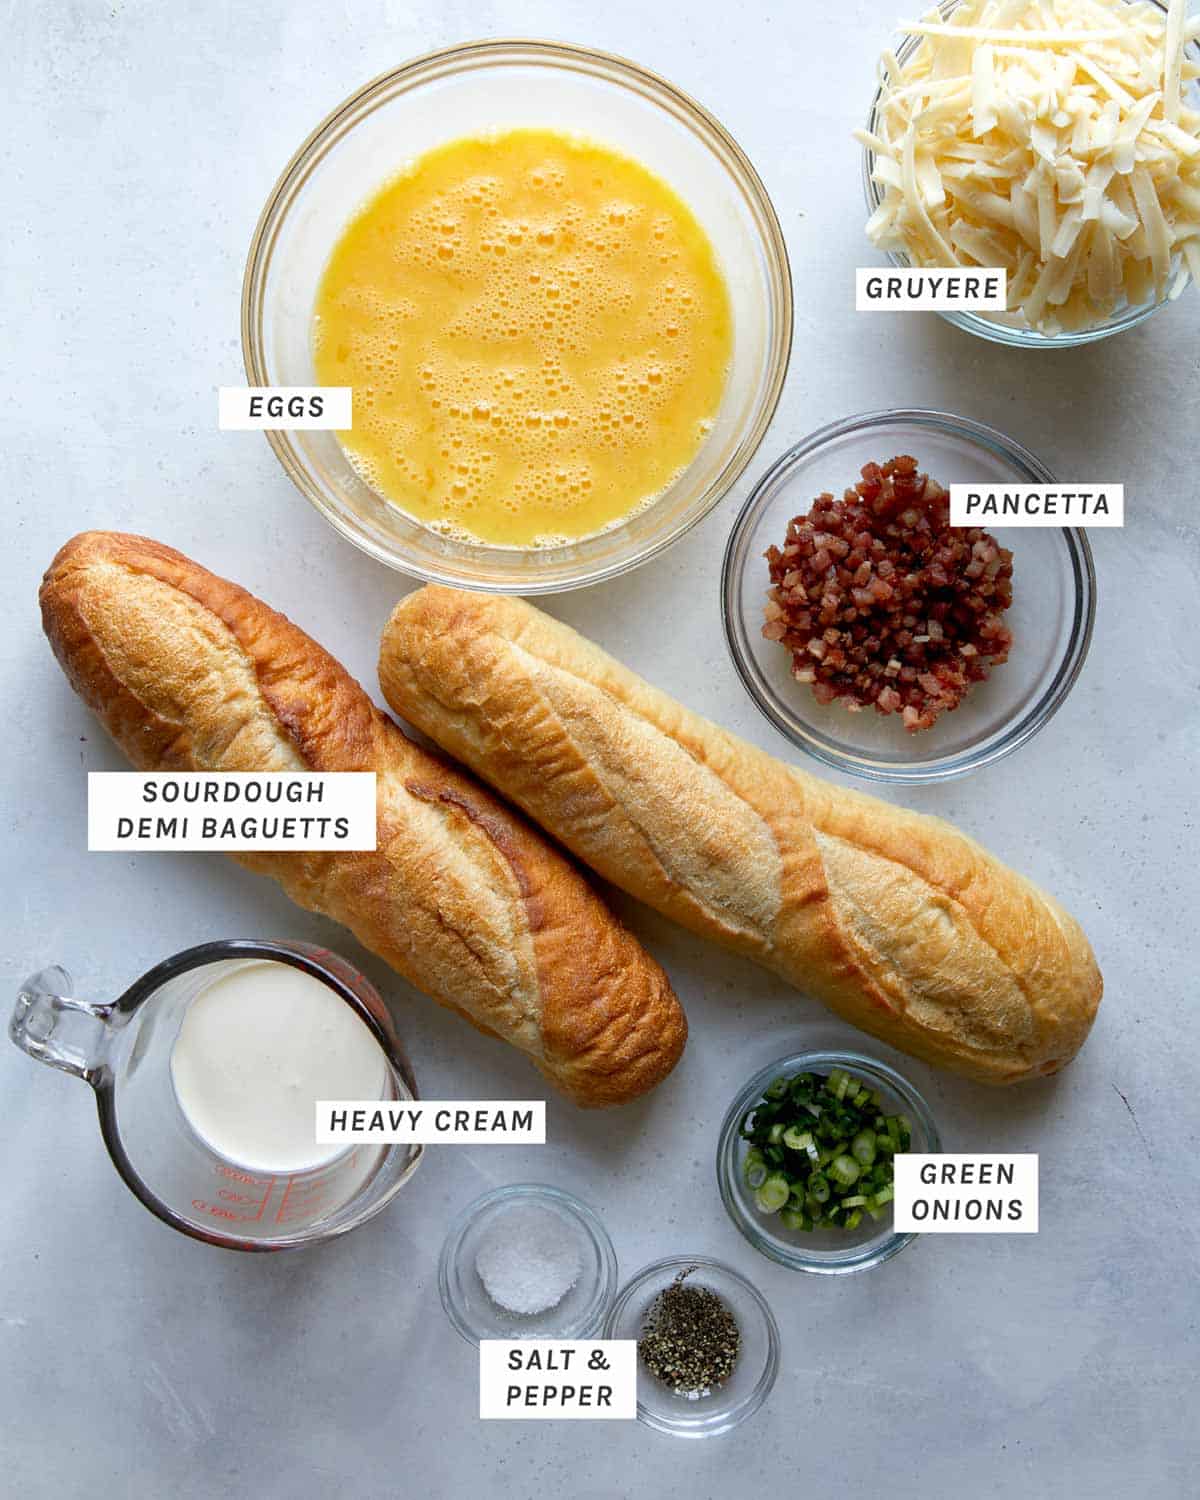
top-left (170, 960), bottom-right (387, 1174)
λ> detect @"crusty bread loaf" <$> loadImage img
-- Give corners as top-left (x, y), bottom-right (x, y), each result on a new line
top-left (40, 534), bottom-right (685, 1106)
top-left (379, 586), bottom-right (1103, 1084)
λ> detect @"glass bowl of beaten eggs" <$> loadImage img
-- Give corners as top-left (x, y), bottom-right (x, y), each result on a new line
top-left (243, 40), bottom-right (792, 592)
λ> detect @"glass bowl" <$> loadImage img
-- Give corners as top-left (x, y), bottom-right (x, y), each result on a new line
top-left (860, 0), bottom-right (1200, 347)
top-left (717, 1050), bottom-right (941, 1275)
top-left (242, 39), bottom-right (792, 592)
top-left (438, 1183), bottom-right (618, 1345)
top-left (605, 1256), bottom-right (779, 1437)
top-left (721, 408), bottom-right (1096, 784)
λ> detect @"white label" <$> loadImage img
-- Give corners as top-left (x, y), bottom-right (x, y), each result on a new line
top-left (950, 484), bottom-right (1123, 527)
top-left (856, 267), bottom-right (1007, 311)
top-left (87, 772), bottom-right (377, 851)
top-left (218, 386), bottom-right (352, 430)
top-left (894, 1154), bottom-right (1038, 1233)
top-left (479, 1341), bottom-right (637, 1420)
top-left (315, 1100), bottom-right (546, 1145)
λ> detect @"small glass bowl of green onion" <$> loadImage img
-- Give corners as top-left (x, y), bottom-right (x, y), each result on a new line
top-left (716, 1050), bottom-right (941, 1274)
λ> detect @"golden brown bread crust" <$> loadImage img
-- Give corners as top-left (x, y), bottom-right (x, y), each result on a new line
top-left (40, 533), bottom-right (685, 1106)
top-left (379, 585), bottom-right (1103, 1084)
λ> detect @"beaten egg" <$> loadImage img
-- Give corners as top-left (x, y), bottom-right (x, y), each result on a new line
top-left (313, 129), bottom-right (732, 547)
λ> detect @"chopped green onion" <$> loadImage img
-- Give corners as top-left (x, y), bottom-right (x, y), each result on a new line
top-left (829, 1154), bottom-right (861, 1188)
top-left (852, 1129), bottom-right (877, 1167)
top-left (755, 1172), bottom-right (790, 1214)
top-left (744, 1155), bottom-right (767, 1190)
top-left (741, 1064), bottom-right (903, 1238)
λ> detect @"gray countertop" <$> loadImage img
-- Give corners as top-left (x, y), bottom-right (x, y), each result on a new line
top-left (4, 2), bottom-right (1199, 1495)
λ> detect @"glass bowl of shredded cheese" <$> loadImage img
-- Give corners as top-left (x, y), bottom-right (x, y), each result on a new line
top-left (858, 0), bottom-right (1200, 344)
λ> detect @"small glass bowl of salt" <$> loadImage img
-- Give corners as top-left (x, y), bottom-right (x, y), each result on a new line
top-left (438, 1183), bottom-right (618, 1344)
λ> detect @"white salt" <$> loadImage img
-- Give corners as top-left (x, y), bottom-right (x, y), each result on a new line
top-left (475, 1205), bottom-right (583, 1316)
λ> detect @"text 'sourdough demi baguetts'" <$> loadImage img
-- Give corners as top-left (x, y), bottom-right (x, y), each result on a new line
top-left (39, 533), bottom-right (686, 1107)
top-left (379, 586), bottom-right (1103, 1085)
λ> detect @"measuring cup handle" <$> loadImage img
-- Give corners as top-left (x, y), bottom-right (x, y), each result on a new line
top-left (10, 967), bottom-right (117, 1085)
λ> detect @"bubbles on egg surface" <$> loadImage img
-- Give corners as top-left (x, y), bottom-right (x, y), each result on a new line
top-left (313, 129), bottom-right (730, 547)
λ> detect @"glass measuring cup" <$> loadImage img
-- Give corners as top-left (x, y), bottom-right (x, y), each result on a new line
top-left (10, 939), bottom-right (422, 1251)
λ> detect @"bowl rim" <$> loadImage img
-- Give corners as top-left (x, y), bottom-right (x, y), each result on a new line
top-left (857, 0), bottom-right (1195, 347)
top-left (241, 36), bottom-right (794, 593)
top-left (716, 1048), bottom-right (942, 1275)
top-left (720, 406), bottom-right (1097, 784)
top-left (604, 1253), bottom-right (781, 1436)
top-left (437, 1180), bottom-right (619, 1346)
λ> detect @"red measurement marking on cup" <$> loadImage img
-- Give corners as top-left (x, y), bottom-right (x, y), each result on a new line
top-left (276, 1177), bottom-right (328, 1224)
top-left (192, 1163), bottom-right (276, 1223)
top-left (275, 1176), bottom-right (296, 1223)
top-left (274, 1151), bottom-right (358, 1225)
top-left (214, 1163), bottom-right (271, 1187)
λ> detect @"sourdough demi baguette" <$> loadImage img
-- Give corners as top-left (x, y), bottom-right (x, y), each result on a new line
top-left (379, 585), bottom-right (1103, 1084)
top-left (40, 534), bottom-right (685, 1106)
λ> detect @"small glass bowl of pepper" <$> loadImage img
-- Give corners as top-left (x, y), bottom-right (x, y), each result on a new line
top-left (605, 1256), bottom-right (780, 1438)
top-left (716, 1050), bottom-right (941, 1274)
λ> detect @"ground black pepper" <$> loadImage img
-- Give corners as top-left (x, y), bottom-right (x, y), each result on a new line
top-left (637, 1267), bottom-right (741, 1398)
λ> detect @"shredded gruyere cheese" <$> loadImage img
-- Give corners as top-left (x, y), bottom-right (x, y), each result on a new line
top-left (857, 0), bottom-right (1200, 333)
